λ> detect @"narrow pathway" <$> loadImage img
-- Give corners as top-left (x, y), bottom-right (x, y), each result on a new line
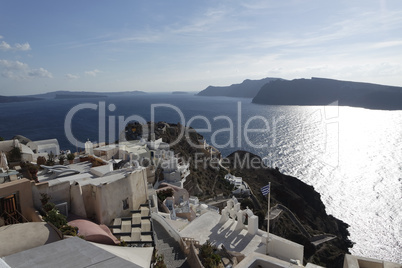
top-left (277, 204), bottom-right (311, 238)
top-left (311, 235), bottom-right (337, 246)
top-left (270, 204), bottom-right (336, 246)
top-left (153, 220), bottom-right (190, 268)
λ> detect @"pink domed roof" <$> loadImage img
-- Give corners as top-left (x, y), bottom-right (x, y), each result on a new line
top-left (68, 219), bottom-right (120, 245)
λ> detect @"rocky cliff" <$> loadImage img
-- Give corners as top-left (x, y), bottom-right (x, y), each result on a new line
top-left (147, 122), bottom-right (352, 267)
top-left (224, 151), bottom-right (353, 267)
top-left (197, 77), bottom-right (279, 98)
top-left (252, 77), bottom-right (402, 110)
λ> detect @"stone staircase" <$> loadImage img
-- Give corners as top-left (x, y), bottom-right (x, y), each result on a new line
top-left (153, 220), bottom-right (190, 268)
top-left (111, 204), bottom-right (154, 246)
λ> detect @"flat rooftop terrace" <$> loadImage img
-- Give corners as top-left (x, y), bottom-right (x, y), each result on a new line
top-left (180, 211), bottom-right (265, 255)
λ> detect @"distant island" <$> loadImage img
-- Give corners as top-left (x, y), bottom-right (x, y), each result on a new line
top-left (252, 77), bottom-right (402, 110)
top-left (171, 91), bottom-right (189, 95)
top-left (198, 77), bottom-right (402, 110)
top-left (197, 77), bottom-right (280, 98)
top-left (0, 95), bottom-right (42, 103)
top-left (32, 90), bottom-right (147, 99)
top-left (0, 90), bottom-right (147, 103)
top-left (55, 94), bottom-right (107, 99)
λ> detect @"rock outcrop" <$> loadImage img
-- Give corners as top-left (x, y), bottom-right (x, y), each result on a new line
top-left (197, 77), bottom-right (279, 98)
top-left (252, 77), bottom-right (402, 110)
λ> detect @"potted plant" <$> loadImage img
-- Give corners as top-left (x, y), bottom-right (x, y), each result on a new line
top-left (28, 164), bottom-right (39, 182)
top-left (67, 153), bottom-right (75, 164)
top-left (46, 152), bottom-right (55, 166)
top-left (58, 155), bottom-right (66, 165)
top-left (36, 156), bottom-right (46, 167)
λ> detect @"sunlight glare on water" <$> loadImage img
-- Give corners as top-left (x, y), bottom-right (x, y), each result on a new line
top-left (260, 105), bottom-right (402, 263)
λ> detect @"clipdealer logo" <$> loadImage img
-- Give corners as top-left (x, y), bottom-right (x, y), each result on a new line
top-left (64, 101), bottom-right (339, 170)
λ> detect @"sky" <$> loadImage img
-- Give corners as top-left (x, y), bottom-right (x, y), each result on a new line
top-left (1, 0), bottom-right (402, 96)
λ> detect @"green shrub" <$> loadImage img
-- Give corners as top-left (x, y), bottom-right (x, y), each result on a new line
top-left (118, 239), bottom-right (128, 247)
top-left (43, 208), bottom-right (67, 229)
top-left (60, 225), bottom-right (79, 236)
top-left (8, 147), bottom-right (21, 162)
top-left (157, 188), bottom-right (174, 202)
top-left (43, 202), bottom-right (55, 213)
top-left (199, 240), bottom-right (221, 268)
top-left (154, 254), bottom-right (167, 268)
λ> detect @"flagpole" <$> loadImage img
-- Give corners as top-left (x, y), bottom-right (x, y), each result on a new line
top-left (266, 182), bottom-right (271, 255)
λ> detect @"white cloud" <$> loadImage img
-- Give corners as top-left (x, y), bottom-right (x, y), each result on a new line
top-left (0, 41), bottom-right (12, 51)
top-left (0, 37), bottom-right (31, 51)
top-left (0, 41), bottom-right (31, 51)
top-left (14, 42), bottom-right (31, 51)
top-left (0, 59), bottom-right (28, 70)
top-left (0, 59), bottom-right (52, 79)
top-left (65, 73), bottom-right (80, 80)
top-left (28, 67), bottom-right (52, 78)
top-left (85, 69), bottom-right (101, 77)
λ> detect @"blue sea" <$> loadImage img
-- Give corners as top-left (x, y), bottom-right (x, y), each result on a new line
top-left (0, 93), bottom-right (401, 263)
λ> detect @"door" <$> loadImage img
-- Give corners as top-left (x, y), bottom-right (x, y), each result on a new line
top-left (0, 193), bottom-right (22, 225)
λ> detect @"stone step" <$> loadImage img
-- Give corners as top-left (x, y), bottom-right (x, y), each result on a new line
top-left (140, 207), bottom-right (150, 217)
top-left (131, 228), bottom-right (141, 242)
top-left (113, 218), bottom-right (122, 226)
top-left (153, 220), bottom-right (190, 267)
top-left (120, 235), bottom-right (131, 242)
top-left (121, 220), bottom-right (132, 233)
top-left (132, 214), bottom-right (141, 225)
top-left (112, 227), bottom-right (121, 234)
top-left (141, 219), bottom-right (151, 232)
top-left (141, 235), bottom-right (152, 242)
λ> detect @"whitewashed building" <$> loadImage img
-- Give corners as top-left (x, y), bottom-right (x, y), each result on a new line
top-left (27, 139), bottom-right (60, 156)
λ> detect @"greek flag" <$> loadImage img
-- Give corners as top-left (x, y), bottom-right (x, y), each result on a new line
top-left (261, 184), bottom-right (270, 196)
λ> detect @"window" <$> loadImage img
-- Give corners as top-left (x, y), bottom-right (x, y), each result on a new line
top-left (122, 198), bottom-right (129, 210)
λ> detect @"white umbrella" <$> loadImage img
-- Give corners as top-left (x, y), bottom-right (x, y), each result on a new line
top-left (0, 151), bottom-right (8, 171)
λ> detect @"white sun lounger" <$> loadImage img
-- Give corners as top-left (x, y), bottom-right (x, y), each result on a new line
top-left (40, 165), bottom-right (69, 174)
top-left (48, 168), bottom-right (81, 179)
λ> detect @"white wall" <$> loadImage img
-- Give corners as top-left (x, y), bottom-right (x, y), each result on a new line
top-left (70, 183), bottom-right (87, 218)
top-left (0, 141), bottom-right (14, 153)
top-left (266, 233), bottom-right (304, 263)
top-left (94, 169), bottom-right (148, 225)
top-left (32, 181), bottom-right (71, 210)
